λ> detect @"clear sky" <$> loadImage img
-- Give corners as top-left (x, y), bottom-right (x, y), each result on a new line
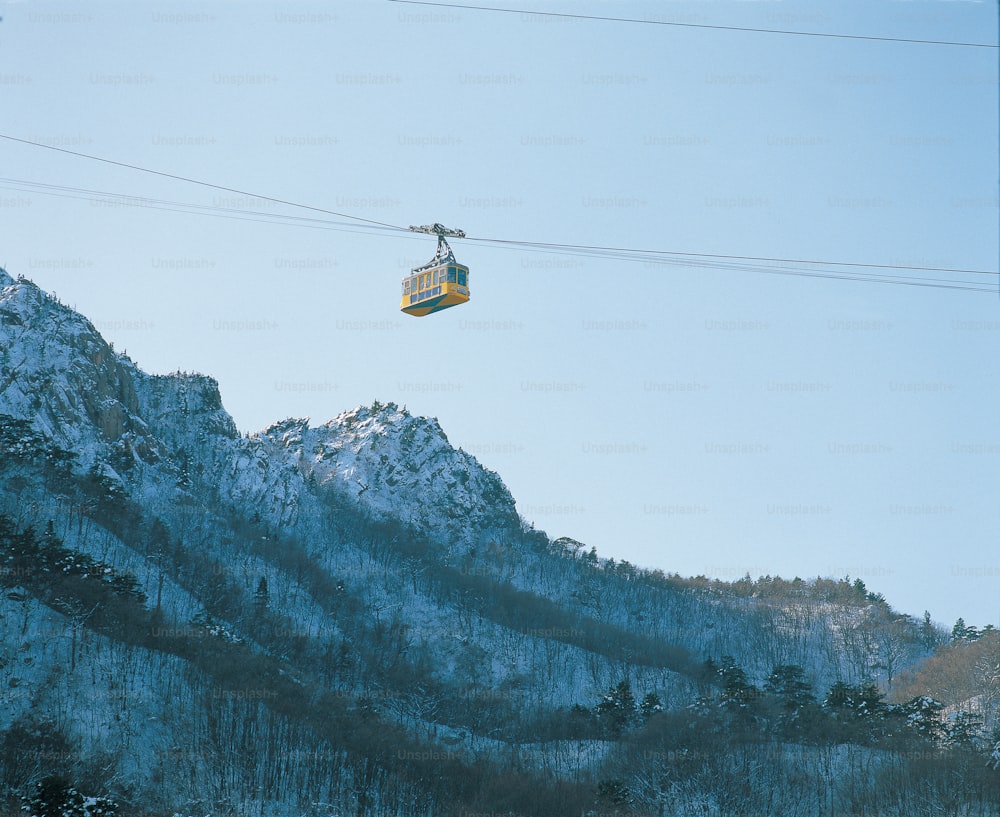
top-left (2, 0), bottom-right (998, 629)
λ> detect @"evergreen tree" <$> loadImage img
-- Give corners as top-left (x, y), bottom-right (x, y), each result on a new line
top-left (952, 617), bottom-right (981, 641)
top-left (853, 577), bottom-right (868, 599)
top-left (22, 776), bottom-right (85, 817)
top-left (764, 664), bottom-right (815, 711)
top-left (823, 680), bottom-right (889, 741)
top-left (718, 655), bottom-right (759, 709)
top-left (639, 691), bottom-right (663, 721)
top-left (854, 682), bottom-right (888, 721)
top-left (596, 779), bottom-right (632, 808)
top-left (565, 703), bottom-right (599, 739)
top-left (900, 696), bottom-right (946, 743)
top-left (254, 575), bottom-right (270, 611)
top-left (596, 680), bottom-right (638, 736)
top-left (945, 711), bottom-right (984, 750)
top-left (919, 610), bottom-right (940, 650)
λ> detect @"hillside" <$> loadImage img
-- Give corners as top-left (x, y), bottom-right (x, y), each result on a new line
top-left (0, 266), bottom-right (997, 817)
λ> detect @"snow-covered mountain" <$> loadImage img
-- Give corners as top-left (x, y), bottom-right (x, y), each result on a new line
top-left (0, 266), bottom-right (514, 542)
top-left (258, 406), bottom-right (517, 540)
top-left (0, 267), bottom-right (989, 817)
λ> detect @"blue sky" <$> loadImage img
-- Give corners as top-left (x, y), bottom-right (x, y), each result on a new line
top-left (2, 0), bottom-right (998, 629)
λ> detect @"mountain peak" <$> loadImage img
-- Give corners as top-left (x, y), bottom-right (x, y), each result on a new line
top-left (2, 270), bottom-right (518, 545)
top-left (255, 400), bottom-right (517, 543)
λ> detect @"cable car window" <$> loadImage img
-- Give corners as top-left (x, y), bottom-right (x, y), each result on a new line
top-left (458, 270), bottom-right (467, 286)
top-left (447, 268), bottom-right (457, 283)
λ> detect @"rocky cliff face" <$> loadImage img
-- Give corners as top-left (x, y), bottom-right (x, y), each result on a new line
top-left (0, 269), bottom-right (140, 451)
top-left (259, 404), bottom-right (518, 541)
top-left (0, 266), bottom-right (517, 547)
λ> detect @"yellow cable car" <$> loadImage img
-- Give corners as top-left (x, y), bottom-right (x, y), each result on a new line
top-left (401, 223), bottom-right (470, 317)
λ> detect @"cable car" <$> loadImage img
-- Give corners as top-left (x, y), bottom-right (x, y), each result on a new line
top-left (401, 223), bottom-right (470, 317)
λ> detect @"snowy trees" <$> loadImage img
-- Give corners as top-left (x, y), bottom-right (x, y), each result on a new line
top-left (764, 664), bottom-right (815, 709)
top-left (1, 505), bottom-right (997, 817)
top-left (763, 664), bottom-right (820, 737)
top-left (594, 656), bottom-right (1000, 817)
top-left (821, 680), bottom-right (892, 743)
top-left (22, 777), bottom-right (86, 817)
top-left (0, 518), bottom-right (148, 647)
top-left (945, 711), bottom-right (985, 750)
top-left (899, 695), bottom-right (946, 743)
top-left (0, 481), bottom-right (993, 817)
top-left (639, 691), bottom-right (663, 720)
top-left (21, 777), bottom-right (119, 817)
top-left (893, 629), bottom-right (1000, 738)
top-left (953, 617), bottom-right (981, 642)
top-left (596, 680), bottom-right (639, 736)
top-left (717, 655), bottom-right (761, 711)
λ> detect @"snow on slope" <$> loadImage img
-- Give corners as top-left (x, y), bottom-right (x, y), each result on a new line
top-left (0, 266), bottom-right (949, 816)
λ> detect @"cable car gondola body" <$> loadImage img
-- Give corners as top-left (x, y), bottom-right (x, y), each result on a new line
top-left (401, 223), bottom-right (469, 317)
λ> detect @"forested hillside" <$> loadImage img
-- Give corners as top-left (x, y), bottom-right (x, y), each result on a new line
top-left (1, 266), bottom-right (998, 816)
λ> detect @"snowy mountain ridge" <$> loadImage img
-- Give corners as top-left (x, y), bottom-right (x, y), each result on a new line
top-left (258, 404), bottom-right (518, 542)
top-left (0, 267), bottom-right (514, 546)
top-left (0, 265), bottom-right (980, 817)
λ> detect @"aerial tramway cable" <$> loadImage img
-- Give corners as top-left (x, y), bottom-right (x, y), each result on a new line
top-left (387, 0), bottom-right (999, 49)
top-left (0, 134), bottom-right (407, 233)
top-left (1, 134), bottom-right (996, 294)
